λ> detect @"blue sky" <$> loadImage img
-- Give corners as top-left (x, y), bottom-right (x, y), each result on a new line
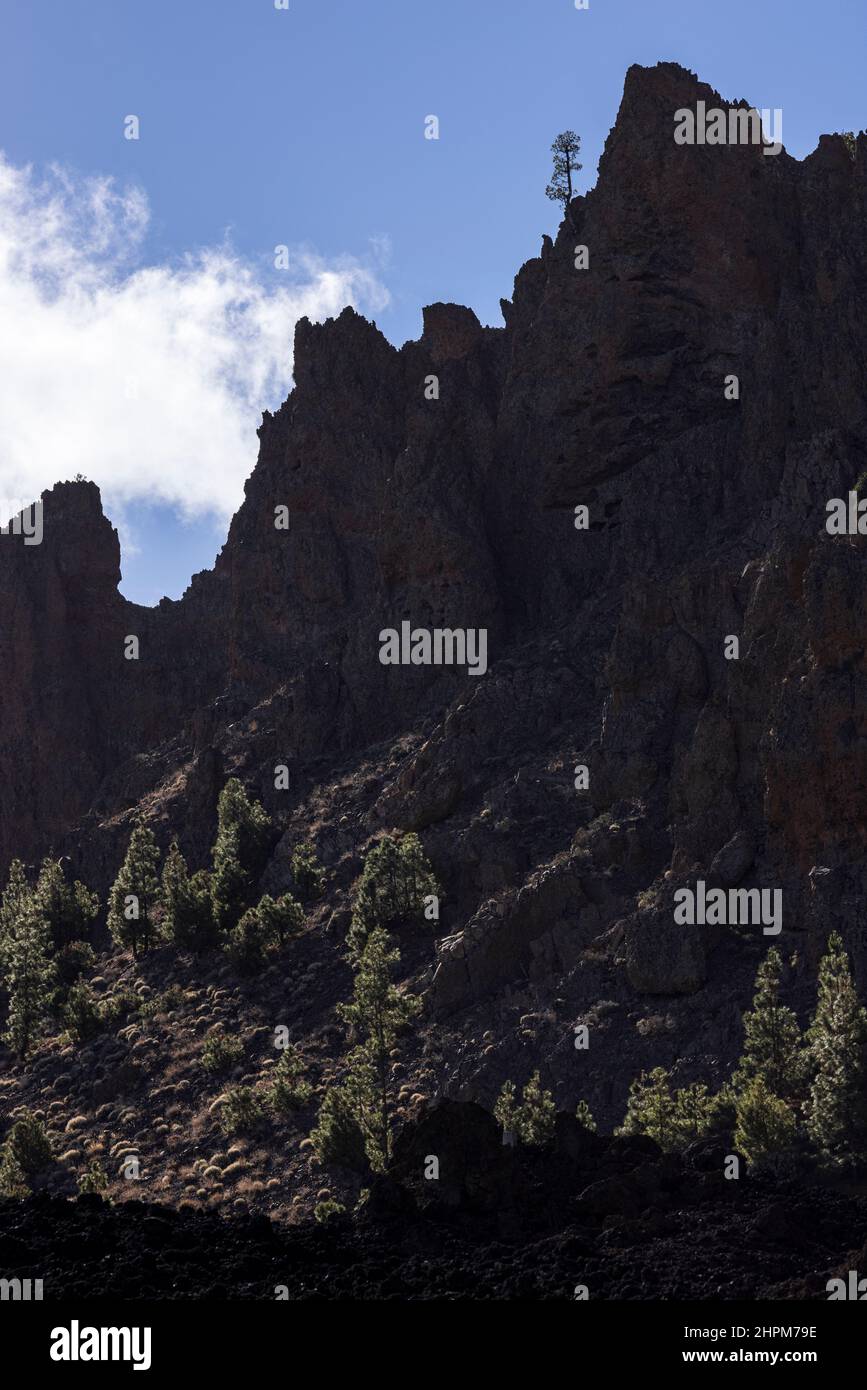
top-left (1, 0), bottom-right (864, 604)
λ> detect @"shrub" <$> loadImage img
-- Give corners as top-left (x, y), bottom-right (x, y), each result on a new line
top-left (63, 980), bottom-right (103, 1045)
top-left (3, 1110), bottom-right (53, 1177)
top-left (265, 1046), bottom-right (313, 1113)
top-left (314, 1199), bottom-right (346, 1224)
top-left (99, 987), bottom-right (140, 1026)
top-left (202, 1034), bottom-right (244, 1076)
top-left (0, 1149), bottom-right (29, 1198)
top-left (619, 1069), bottom-right (717, 1150)
top-left (310, 1085), bottom-right (368, 1172)
top-left (55, 939), bottom-right (97, 989)
top-left (78, 1159), bottom-right (109, 1195)
top-left (220, 1086), bottom-right (265, 1136)
top-left (139, 984), bottom-right (186, 1019)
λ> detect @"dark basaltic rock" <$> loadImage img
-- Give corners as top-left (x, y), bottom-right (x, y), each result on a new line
top-left (2, 58), bottom-right (867, 1186)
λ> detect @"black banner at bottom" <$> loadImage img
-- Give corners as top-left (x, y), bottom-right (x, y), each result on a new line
top-left (0, 1298), bottom-right (861, 1376)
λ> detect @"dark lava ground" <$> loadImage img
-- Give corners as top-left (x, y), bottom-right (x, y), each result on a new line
top-left (2, 1102), bottom-right (866, 1301)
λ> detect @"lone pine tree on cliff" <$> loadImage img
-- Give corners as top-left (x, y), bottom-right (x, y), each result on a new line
top-left (545, 130), bottom-right (582, 221)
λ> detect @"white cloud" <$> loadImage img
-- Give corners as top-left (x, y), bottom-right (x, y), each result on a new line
top-left (0, 153), bottom-right (390, 522)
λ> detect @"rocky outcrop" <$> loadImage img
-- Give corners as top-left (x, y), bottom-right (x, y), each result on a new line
top-left (2, 60), bottom-right (867, 1120)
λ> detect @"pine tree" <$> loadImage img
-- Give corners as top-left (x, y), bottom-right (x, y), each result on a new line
top-left (804, 932), bottom-right (867, 1162)
top-left (107, 821), bottom-right (161, 957)
top-left (225, 903), bottom-right (273, 973)
top-left (257, 892), bottom-right (304, 948)
top-left (211, 780), bottom-right (271, 933)
top-left (545, 131), bottom-right (583, 213)
top-left (733, 947), bottom-right (803, 1100)
top-left (62, 980), bottom-right (102, 1045)
top-left (291, 841), bottom-right (325, 900)
top-left (160, 842), bottom-right (216, 953)
top-left (348, 832), bottom-right (438, 961)
top-left (34, 858), bottom-right (99, 952)
top-left (266, 1045), bottom-right (312, 1113)
top-left (618, 1067), bottom-right (676, 1147)
top-left (0, 860), bottom-right (32, 947)
top-left (671, 1082), bottom-right (715, 1145)
top-left (0, 870), bottom-right (56, 1060)
top-left (494, 1079), bottom-right (520, 1139)
top-left (518, 1071), bottom-right (556, 1145)
top-left (310, 1083), bottom-right (368, 1170)
top-left (734, 1076), bottom-right (797, 1167)
top-left (335, 924), bottom-right (421, 1170)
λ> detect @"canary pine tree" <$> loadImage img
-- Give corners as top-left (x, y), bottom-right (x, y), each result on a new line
top-left (805, 932), bottom-right (867, 1163)
top-left (0, 862), bottom-right (56, 1059)
top-left (107, 821), bottom-right (161, 957)
top-left (211, 779), bottom-right (271, 933)
top-left (733, 947), bottom-right (803, 1100)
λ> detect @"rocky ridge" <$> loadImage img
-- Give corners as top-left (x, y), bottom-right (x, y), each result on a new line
top-left (2, 61), bottom-right (867, 1230)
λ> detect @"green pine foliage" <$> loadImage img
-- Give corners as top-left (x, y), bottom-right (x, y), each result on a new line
top-left (309, 1084), bottom-right (368, 1171)
top-left (210, 780), bottom-right (272, 933)
top-left (322, 924), bottom-right (421, 1171)
top-left (618, 1067), bottom-right (676, 1147)
top-left (219, 1085), bottom-right (265, 1136)
top-left (160, 842), bottom-right (217, 953)
top-left (0, 862), bottom-right (56, 1060)
top-left (0, 1147), bottom-right (30, 1198)
top-left (347, 832), bottom-right (438, 961)
top-left (107, 821), bottom-right (161, 956)
top-left (34, 858), bottom-right (99, 952)
top-left (804, 932), bottom-right (867, 1163)
top-left (494, 1079), bottom-right (520, 1136)
top-left (494, 1073), bottom-right (556, 1145)
top-left (734, 1076), bottom-right (797, 1166)
top-left (257, 892), bottom-right (305, 948)
top-left (225, 904), bottom-right (272, 973)
top-left (201, 1033), bottom-right (244, 1076)
top-left (2, 1110), bottom-right (53, 1178)
top-left (265, 1045), bottom-right (313, 1113)
top-left (618, 1068), bottom-right (718, 1151)
top-left (62, 980), bottom-right (103, 1045)
top-left (78, 1158), bottom-right (109, 1195)
top-left (518, 1071), bottom-right (556, 1145)
top-left (291, 841), bottom-right (325, 900)
top-left (545, 130), bottom-right (583, 211)
top-left (733, 947), bottom-right (804, 1100)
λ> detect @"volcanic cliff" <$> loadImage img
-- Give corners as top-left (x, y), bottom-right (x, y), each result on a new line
top-left (2, 58), bottom-right (867, 1185)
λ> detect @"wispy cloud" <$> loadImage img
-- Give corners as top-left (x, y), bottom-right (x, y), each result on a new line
top-left (0, 153), bottom-right (390, 521)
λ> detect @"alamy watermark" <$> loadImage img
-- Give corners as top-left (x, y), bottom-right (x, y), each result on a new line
top-left (674, 879), bottom-right (782, 935)
top-left (379, 622), bottom-right (488, 677)
top-left (0, 499), bottom-right (43, 545)
top-left (674, 102), bottom-right (783, 157)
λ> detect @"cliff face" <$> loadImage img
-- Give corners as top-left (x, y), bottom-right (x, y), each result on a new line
top-left (3, 61), bottom-right (867, 1121)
